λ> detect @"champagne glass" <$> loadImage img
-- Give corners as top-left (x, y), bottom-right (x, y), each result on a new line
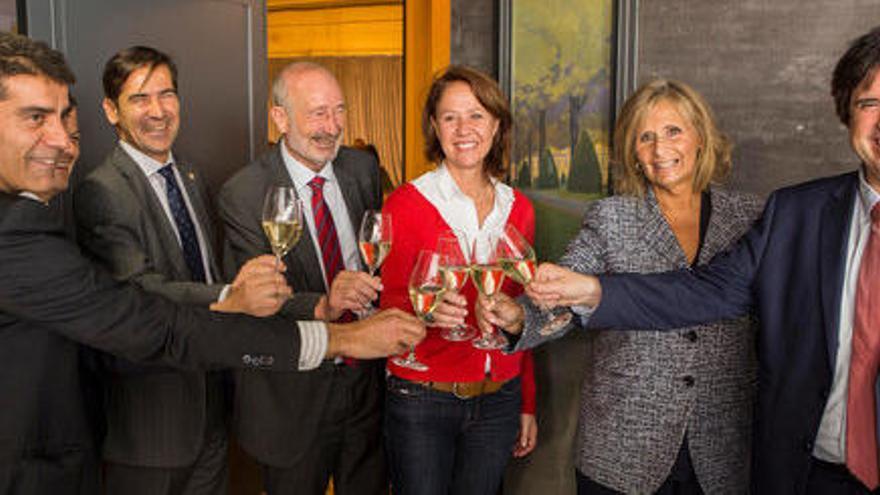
top-left (357, 210), bottom-right (392, 316)
top-left (261, 186), bottom-right (304, 267)
top-left (392, 250), bottom-right (442, 371)
top-left (436, 233), bottom-right (477, 341)
top-left (498, 224), bottom-right (572, 335)
top-left (469, 231), bottom-right (509, 350)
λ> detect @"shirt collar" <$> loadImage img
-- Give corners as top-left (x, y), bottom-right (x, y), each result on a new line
top-left (279, 141), bottom-right (336, 190)
top-left (119, 139), bottom-right (175, 177)
top-left (857, 166), bottom-right (880, 221)
top-left (432, 162), bottom-right (513, 205)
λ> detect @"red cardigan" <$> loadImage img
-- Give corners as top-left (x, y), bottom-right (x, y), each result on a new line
top-left (380, 183), bottom-right (536, 414)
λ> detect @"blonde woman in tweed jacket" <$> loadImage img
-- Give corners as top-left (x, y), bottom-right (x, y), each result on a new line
top-left (481, 79), bottom-right (762, 494)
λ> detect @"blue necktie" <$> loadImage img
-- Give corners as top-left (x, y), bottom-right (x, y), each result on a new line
top-left (157, 164), bottom-right (206, 283)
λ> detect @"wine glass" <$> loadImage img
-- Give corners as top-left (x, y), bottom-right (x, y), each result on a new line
top-left (469, 231), bottom-right (509, 350)
top-left (357, 210), bottom-right (392, 316)
top-left (392, 250), bottom-right (442, 371)
top-left (261, 186), bottom-right (304, 267)
top-left (436, 233), bottom-right (477, 341)
top-left (498, 224), bottom-right (572, 335)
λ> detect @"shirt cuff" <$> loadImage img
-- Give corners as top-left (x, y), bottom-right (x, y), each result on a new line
top-left (571, 304), bottom-right (595, 325)
top-left (217, 284), bottom-right (231, 303)
top-left (297, 321), bottom-right (328, 370)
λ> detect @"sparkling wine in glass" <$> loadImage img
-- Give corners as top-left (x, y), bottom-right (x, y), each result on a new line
top-left (357, 210), bottom-right (392, 316)
top-left (358, 210), bottom-right (392, 276)
top-left (261, 186), bottom-right (304, 267)
top-left (436, 234), bottom-right (477, 341)
top-left (392, 250), bottom-right (441, 371)
top-left (498, 224), bottom-right (572, 335)
top-left (470, 232), bottom-right (509, 350)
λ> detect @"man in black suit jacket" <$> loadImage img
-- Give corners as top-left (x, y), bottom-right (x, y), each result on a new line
top-left (74, 46), bottom-right (276, 495)
top-left (218, 62), bottom-right (386, 494)
top-left (484, 26), bottom-right (880, 495)
top-left (0, 33), bottom-right (424, 495)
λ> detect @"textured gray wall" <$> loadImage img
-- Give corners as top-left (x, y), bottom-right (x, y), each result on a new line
top-left (638, 1), bottom-right (879, 196)
top-left (451, 0), bottom-right (498, 77)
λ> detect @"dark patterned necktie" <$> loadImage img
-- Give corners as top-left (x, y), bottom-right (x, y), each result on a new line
top-left (158, 164), bottom-right (206, 283)
top-left (846, 202), bottom-right (880, 489)
top-left (308, 176), bottom-right (344, 290)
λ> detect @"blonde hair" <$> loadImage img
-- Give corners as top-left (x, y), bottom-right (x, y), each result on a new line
top-left (612, 79), bottom-right (731, 196)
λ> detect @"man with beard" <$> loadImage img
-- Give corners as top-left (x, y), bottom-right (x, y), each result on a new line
top-left (72, 46), bottom-right (303, 495)
top-left (0, 33), bottom-right (425, 495)
top-left (218, 62), bottom-right (386, 494)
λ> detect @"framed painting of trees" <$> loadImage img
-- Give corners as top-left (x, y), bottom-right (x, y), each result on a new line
top-left (499, 0), bottom-right (635, 261)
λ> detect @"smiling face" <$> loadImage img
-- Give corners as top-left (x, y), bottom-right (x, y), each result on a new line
top-left (271, 68), bottom-right (345, 172)
top-left (102, 64), bottom-right (179, 163)
top-left (431, 81), bottom-right (499, 173)
top-left (634, 99), bottom-right (702, 196)
top-left (849, 68), bottom-right (880, 191)
top-left (0, 74), bottom-right (75, 200)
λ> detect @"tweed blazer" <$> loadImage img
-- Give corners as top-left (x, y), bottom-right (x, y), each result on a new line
top-left (518, 186), bottom-right (762, 494)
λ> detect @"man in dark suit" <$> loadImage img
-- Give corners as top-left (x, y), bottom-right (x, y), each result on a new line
top-left (73, 46), bottom-right (271, 495)
top-left (218, 62), bottom-right (386, 494)
top-left (483, 25), bottom-right (880, 495)
top-left (0, 33), bottom-right (424, 495)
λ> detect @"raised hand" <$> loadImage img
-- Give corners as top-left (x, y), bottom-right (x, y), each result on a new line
top-left (430, 290), bottom-right (468, 329)
top-left (526, 263), bottom-right (602, 308)
top-left (475, 292), bottom-right (525, 335)
top-left (320, 270), bottom-right (383, 320)
top-left (211, 255), bottom-right (292, 316)
top-left (326, 308), bottom-right (426, 359)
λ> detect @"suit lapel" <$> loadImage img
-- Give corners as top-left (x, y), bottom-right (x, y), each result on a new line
top-left (266, 146), bottom-right (327, 291)
top-left (334, 161), bottom-right (365, 236)
top-left (699, 188), bottom-right (742, 263)
top-left (819, 173), bottom-right (858, 371)
top-left (640, 190), bottom-right (689, 269)
top-left (111, 146), bottom-right (190, 279)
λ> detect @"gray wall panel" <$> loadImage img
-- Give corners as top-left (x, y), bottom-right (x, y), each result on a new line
top-left (26, 0), bottom-right (268, 196)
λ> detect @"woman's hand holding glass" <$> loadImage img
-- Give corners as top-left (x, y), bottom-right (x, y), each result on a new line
top-left (497, 225), bottom-right (572, 335)
top-left (432, 234), bottom-right (478, 341)
top-left (525, 263), bottom-right (603, 309)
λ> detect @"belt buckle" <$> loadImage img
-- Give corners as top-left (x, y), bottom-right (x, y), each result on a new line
top-left (452, 382), bottom-right (472, 400)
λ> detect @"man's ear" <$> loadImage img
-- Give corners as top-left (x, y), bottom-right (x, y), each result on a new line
top-left (270, 105), bottom-right (290, 135)
top-left (102, 98), bottom-right (119, 126)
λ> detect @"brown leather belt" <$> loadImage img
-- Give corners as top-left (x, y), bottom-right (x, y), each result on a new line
top-left (414, 377), bottom-right (508, 399)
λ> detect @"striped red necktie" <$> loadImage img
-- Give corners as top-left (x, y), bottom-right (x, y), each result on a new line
top-left (308, 176), bottom-right (344, 291)
top-left (846, 202), bottom-right (880, 489)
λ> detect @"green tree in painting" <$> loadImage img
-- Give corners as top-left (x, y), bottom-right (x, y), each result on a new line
top-left (568, 128), bottom-right (602, 194)
top-left (537, 149), bottom-right (559, 189)
top-left (517, 159), bottom-right (532, 188)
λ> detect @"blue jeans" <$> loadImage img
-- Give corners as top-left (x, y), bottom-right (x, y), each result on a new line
top-left (384, 375), bottom-right (521, 495)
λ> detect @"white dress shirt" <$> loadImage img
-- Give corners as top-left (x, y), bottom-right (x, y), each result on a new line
top-left (814, 168), bottom-right (880, 462)
top-left (279, 143), bottom-right (361, 289)
top-left (412, 163), bottom-right (515, 372)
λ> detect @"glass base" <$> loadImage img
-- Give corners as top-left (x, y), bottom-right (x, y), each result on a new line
top-left (442, 324), bottom-right (477, 342)
top-left (391, 354), bottom-right (429, 371)
top-left (471, 331), bottom-right (508, 350)
top-left (538, 311), bottom-right (573, 336)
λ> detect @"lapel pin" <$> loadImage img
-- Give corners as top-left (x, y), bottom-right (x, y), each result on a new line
top-left (187, 171), bottom-right (196, 181)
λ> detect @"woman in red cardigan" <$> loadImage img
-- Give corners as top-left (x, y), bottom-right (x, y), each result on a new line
top-left (380, 65), bottom-right (536, 495)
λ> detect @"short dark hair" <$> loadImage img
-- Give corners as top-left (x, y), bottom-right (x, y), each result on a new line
top-left (102, 46), bottom-right (177, 102)
top-left (832, 26), bottom-right (880, 126)
top-left (422, 65), bottom-right (511, 179)
top-left (0, 32), bottom-right (75, 100)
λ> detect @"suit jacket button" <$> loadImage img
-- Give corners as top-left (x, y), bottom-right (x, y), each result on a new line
top-left (685, 331), bottom-right (698, 342)
top-left (683, 375), bottom-right (695, 387)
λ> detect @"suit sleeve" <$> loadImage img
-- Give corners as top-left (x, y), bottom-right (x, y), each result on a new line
top-left (589, 192), bottom-right (771, 330)
top-left (0, 204), bottom-right (301, 371)
top-left (217, 177), bottom-right (323, 319)
top-left (74, 175), bottom-right (223, 306)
